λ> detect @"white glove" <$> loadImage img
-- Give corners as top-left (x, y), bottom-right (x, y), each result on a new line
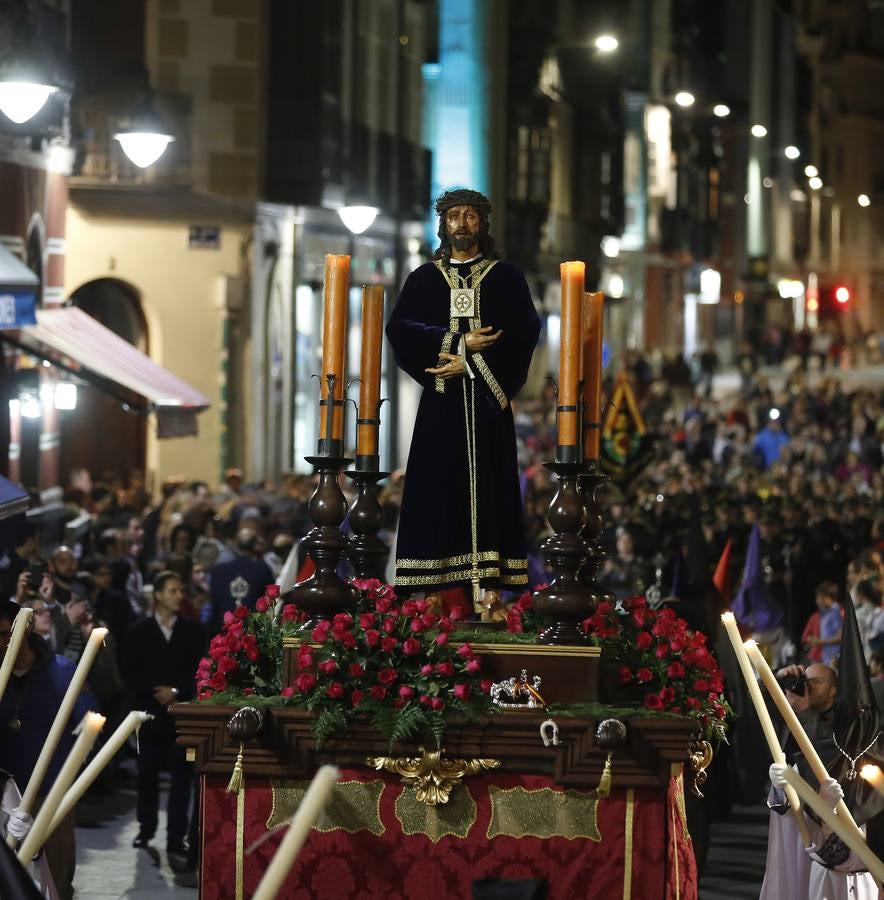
top-left (769, 762), bottom-right (788, 788)
top-left (6, 807), bottom-right (33, 841)
top-left (820, 777), bottom-right (844, 809)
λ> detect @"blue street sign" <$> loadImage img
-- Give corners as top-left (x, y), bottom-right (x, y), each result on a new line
top-left (0, 291), bottom-right (37, 328)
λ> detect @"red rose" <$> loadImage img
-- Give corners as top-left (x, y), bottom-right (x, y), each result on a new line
top-left (421, 614), bottom-right (437, 629)
top-left (265, 584), bottom-right (281, 599)
top-left (515, 592), bottom-right (532, 611)
top-left (635, 631), bottom-right (653, 650)
top-left (402, 600), bottom-right (417, 617)
top-left (714, 702), bottom-right (727, 719)
top-left (223, 611), bottom-right (235, 627)
top-left (414, 599), bottom-right (429, 614)
top-left (209, 673), bottom-right (227, 692)
top-left (340, 633), bottom-right (357, 649)
top-left (449, 606), bottom-right (464, 622)
top-left (311, 623), bottom-right (330, 643)
top-left (351, 689), bottom-right (365, 706)
top-left (256, 597), bottom-right (269, 613)
top-left (430, 698), bottom-right (444, 711)
top-left (364, 629), bottom-right (380, 647)
top-left (349, 662), bottom-right (365, 677)
top-left (618, 665), bottom-right (632, 684)
top-left (409, 619), bottom-right (425, 633)
top-left (666, 662), bottom-right (685, 679)
top-left (198, 690), bottom-right (214, 701)
top-left (382, 618), bottom-right (396, 634)
top-left (655, 642), bottom-right (670, 659)
top-left (419, 694), bottom-right (432, 706)
top-left (669, 636), bottom-right (685, 653)
top-left (644, 692), bottom-right (663, 710)
top-left (453, 683), bottom-right (470, 701)
top-left (282, 604), bottom-right (298, 622)
top-left (465, 659), bottom-right (481, 674)
top-left (381, 636), bottom-right (398, 653)
top-left (369, 685), bottom-right (387, 701)
top-left (399, 685), bottom-right (416, 700)
top-left (295, 673), bottom-right (317, 692)
top-left (692, 678), bottom-right (709, 693)
top-left (359, 613), bottom-right (376, 629)
top-left (318, 659), bottom-right (338, 674)
top-left (436, 662), bottom-right (455, 677)
top-left (281, 686), bottom-right (295, 698)
top-left (660, 686), bottom-right (675, 704)
top-left (377, 667), bottom-right (397, 684)
top-left (686, 696), bottom-right (701, 711)
top-left (456, 643), bottom-right (472, 657)
top-left (297, 647), bottom-right (314, 670)
top-left (420, 663), bottom-right (434, 676)
top-left (333, 612), bottom-right (353, 626)
top-left (636, 667), bottom-right (653, 683)
top-left (435, 632), bottom-right (448, 646)
top-left (402, 638), bottom-right (421, 656)
top-left (506, 611), bottom-right (524, 634)
top-left (234, 606), bottom-right (249, 621)
top-left (480, 679), bottom-right (493, 694)
top-left (632, 609), bottom-right (647, 628)
top-left (326, 683), bottom-right (344, 698)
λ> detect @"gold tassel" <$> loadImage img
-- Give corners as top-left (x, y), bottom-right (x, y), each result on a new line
top-left (226, 743), bottom-right (244, 794)
top-left (589, 753), bottom-right (614, 800)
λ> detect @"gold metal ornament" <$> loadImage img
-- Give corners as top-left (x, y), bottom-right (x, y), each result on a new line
top-left (367, 746), bottom-right (501, 806)
top-left (688, 738), bottom-right (714, 797)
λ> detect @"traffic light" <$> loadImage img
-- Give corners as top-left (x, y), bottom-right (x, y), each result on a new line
top-left (835, 286), bottom-right (850, 305)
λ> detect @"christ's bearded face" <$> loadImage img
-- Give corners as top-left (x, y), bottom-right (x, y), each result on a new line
top-left (445, 205), bottom-right (481, 254)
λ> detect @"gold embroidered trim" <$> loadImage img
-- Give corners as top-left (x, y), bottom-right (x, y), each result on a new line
top-left (623, 788), bottom-right (635, 900)
top-left (266, 779), bottom-right (385, 836)
top-left (472, 351), bottom-right (508, 410)
top-left (433, 258), bottom-right (498, 291)
top-left (235, 784), bottom-right (245, 900)
top-left (486, 785), bottom-right (602, 841)
top-left (396, 553), bottom-right (527, 570)
top-left (394, 568), bottom-right (527, 587)
top-left (435, 331), bottom-right (458, 394)
top-left (394, 779), bottom-right (477, 841)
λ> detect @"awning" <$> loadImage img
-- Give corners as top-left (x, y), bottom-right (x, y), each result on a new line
top-left (6, 306), bottom-right (210, 438)
top-left (0, 243), bottom-right (38, 328)
top-left (0, 475), bottom-right (28, 522)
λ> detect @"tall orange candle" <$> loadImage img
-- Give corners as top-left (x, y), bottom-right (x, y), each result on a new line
top-left (356, 285), bottom-right (385, 469)
top-left (557, 261), bottom-right (585, 463)
top-left (319, 254), bottom-right (350, 453)
top-left (581, 291), bottom-right (604, 459)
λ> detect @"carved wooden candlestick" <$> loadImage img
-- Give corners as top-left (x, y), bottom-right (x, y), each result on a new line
top-left (531, 461), bottom-right (594, 644)
top-left (345, 470), bottom-right (391, 580)
top-left (579, 460), bottom-right (615, 606)
top-left (286, 455), bottom-right (359, 621)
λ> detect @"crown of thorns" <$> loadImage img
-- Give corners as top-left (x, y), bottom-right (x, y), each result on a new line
top-left (434, 188), bottom-right (491, 217)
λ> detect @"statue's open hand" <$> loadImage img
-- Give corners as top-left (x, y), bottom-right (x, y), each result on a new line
top-left (464, 325), bottom-right (502, 351)
top-left (425, 352), bottom-right (465, 380)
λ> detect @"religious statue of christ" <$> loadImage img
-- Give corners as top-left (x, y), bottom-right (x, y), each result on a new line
top-left (385, 188), bottom-right (541, 613)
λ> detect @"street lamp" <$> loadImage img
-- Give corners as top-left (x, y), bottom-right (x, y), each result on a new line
top-left (674, 91), bottom-right (695, 108)
top-left (751, 124), bottom-right (768, 137)
top-left (784, 145), bottom-right (800, 160)
top-left (113, 96), bottom-right (174, 168)
top-left (338, 205), bottom-right (380, 236)
top-left (804, 164), bottom-right (819, 178)
top-left (858, 194), bottom-right (871, 207)
top-left (0, 81), bottom-right (56, 124)
top-left (593, 34), bottom-right (619, 53)
top-left (713, 104), bottom-right (730, 118)
top-left (808, 176), bottom-right (823, 190)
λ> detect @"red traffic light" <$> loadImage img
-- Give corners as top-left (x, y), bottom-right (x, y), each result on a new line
top-left (835, 286), bottom-right (850, 304)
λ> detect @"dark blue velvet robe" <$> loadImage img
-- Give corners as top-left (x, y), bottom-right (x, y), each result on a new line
top-left (386, 257), bottom-right (541, 592)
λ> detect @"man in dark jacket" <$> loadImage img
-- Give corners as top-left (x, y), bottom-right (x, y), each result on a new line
top-left (124, 571), bottom-right (205, 858)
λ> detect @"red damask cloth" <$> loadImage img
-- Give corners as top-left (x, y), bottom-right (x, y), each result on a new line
top-left (200, 770), bottom-right (697, 900)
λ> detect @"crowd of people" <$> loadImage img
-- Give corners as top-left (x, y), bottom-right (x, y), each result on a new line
top-left (1, 333), bottom-right (883, 895)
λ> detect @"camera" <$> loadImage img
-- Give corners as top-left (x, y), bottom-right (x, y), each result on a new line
top-left (778, 672), bottom-right (807, 695)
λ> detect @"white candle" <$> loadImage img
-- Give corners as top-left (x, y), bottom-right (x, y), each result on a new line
top-left (744, 638), bottom-right (864, 842)
top-left (17, 711), bottom-right (105, 862)
top-left (0, 606), bottom-right (33, 700)
top-left (252, 765), bottom-right (340, 900)
top-left (782, 766), bottom-right (884, 884)
top-left (720, 614), bottom-right (811, 844)
top-left (46, 711), bottom-right (153, 837)
top-left (860, 764), bottom-right (884, 799)
top-left (8, 625), bottom-right (109, 847)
